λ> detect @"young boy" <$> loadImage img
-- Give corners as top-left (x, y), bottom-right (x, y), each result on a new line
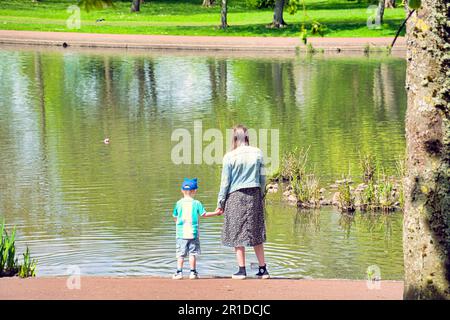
top-left (172, 178), bottom-right (221, 280)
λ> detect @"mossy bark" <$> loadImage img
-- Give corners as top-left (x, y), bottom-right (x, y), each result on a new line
top-left (403, 0), bottom-right (450, 300)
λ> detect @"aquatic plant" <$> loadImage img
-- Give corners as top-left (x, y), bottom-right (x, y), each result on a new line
top-left (337, 179), bottom-right (356, 213)
top-left (272, 151), bottom-right (405, 213)
top-left (291, 173), bottom-right (321, 208)
top-left (377, 175), bottom-right (396, 212)
top-left (358, 181), bottom-right (376, 211)
top-left (270, 147), bottom-right (310, 182)
top-left (19, 247), bottom-right (37, 278)
top-left (359, 153), bottom-right (376, 183)
top-left (0, 220), bottom-right (36, 278)
top-left (0, 223), bottom-right (18, 276)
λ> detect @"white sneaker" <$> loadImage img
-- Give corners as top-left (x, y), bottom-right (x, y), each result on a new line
top-left (189, 271), bottom-right (199, 280)
top-left (172, 272), bottom-right (183, 280)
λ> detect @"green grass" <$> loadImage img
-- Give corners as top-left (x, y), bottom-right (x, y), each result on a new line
top-left (0, 0), bottom-right (407, 37)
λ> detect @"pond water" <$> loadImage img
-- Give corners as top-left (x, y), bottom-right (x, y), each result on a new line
top-left (0, 46), bottom-right (406, 280)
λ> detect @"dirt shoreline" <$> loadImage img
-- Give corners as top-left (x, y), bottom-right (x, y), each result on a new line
top-left (0, 277), bottom-right (403, 300)
top-left (0, 30), bottom-right (406, 52)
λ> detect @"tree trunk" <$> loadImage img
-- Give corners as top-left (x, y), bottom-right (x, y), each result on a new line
top-left (377, 0), bottom-right (385, 24)
top-left (272, 0), bottom-right (287, 28)
top-left (131, 0), bottom-right (140, 12)
top-left (403, 0), bottom-right (450, 300)
top-left (220, 0), bottom-right (227, 29)
top-left (385, 0), bottom-right (396, 8)
top-left (202, 0), bottom-right (214, 7)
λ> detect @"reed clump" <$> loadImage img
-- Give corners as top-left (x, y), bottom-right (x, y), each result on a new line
top-left (270, 148), bottom-right (321, 209)
top-left (268, 151), bottom-right (405, 213)
top-left (0, 220), bottom-right (37, 278)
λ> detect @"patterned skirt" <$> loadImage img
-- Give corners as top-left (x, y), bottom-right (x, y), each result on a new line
top-left (221, 187), bottom-right (266, 247)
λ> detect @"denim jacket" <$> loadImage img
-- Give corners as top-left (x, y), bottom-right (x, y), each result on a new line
top-left (217, 145), bottom-right (266, 209)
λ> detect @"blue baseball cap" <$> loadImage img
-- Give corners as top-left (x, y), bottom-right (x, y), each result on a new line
top-left (181, 178), bottom-right (198, 190)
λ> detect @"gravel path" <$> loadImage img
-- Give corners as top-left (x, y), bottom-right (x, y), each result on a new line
top-left (0, 277), bottom-right (403, 300)
top-left (0, 30), bottom-right (406, 52)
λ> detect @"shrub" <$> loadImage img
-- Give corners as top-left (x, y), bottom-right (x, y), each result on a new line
top-left (245, 0), bottom-right (275, 9)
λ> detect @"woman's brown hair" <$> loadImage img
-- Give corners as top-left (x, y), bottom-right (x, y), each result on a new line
top-left (232, 124), bottom-right (250, 150)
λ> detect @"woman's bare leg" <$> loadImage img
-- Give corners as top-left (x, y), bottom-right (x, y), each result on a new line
top-left (235, 246), bottom-right (246, 267)
top-left (253, 244), bottom-right (266, 266)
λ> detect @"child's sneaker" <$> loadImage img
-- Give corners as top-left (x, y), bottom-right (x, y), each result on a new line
top-left (189, 270), bottom-right (199, 280)
top-left (255, 265), bottom-right (270, 279)
top-left (232, 267), bottom-right (247, 280)
top-left (172, 270), bottom-right (183, 280)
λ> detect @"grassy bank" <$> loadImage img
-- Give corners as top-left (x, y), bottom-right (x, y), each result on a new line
top-left (0, 0), bottom-right (407, 37)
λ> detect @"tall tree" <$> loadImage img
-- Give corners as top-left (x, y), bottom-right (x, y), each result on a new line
top-left (272, 0), bottom-right (287, 28)
top-left (385, 0), bottom-right (396, 8)
top-left (131, 0), bottom-right (141, 12)
top-left (403, 0), bottom-right (450, 300)
top-left (220, 0), bottom-right (228, 29)
top-left (377, 0), bottom-right (385, 24)
top-left (202, 0), bottom-right (214, 7)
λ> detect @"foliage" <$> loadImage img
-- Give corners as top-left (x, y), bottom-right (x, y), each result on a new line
top-left (290, 0), bottom-right (327, 44)
top-left (359, 153), bottom-right (376, 183)
top-left (291, 173), bottom-right (321, 206)
top-left (377, 174), bottom-right (396, 212)
top-left (358, 180), bottom-right (376, 211)
top-left (0, 221), bottom-right (18, 276)
top-left (19, 247), bottom-right (37, 278)
top-left (337, 178), bottom-right (356, 212)
top-left (245, 0), bottom-right (275, 9)
top-left (407, 0), bottom-right (421, 10)
top-left (271, 147), bottom-right (310, 182)
top-left (0, 0), bottom-right (407, 37)
top-left (270, 147), bottom-right (320, 208)
top-left (354, 160), bottom-right (405, 212)
top-left (0, 220), bottom-right (37, 278)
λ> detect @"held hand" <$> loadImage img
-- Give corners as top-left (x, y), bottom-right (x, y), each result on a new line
top-left (215, 207), bottom-right (224, 215)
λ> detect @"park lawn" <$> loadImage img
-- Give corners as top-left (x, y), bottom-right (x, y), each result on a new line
top-left (0, 0), bottom-right (407, 37)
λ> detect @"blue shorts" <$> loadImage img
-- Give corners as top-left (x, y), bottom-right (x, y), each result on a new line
top-left (176, 238), bottom-right (201, 258)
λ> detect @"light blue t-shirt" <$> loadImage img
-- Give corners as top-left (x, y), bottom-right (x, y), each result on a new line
top-left (172, 198), bottom-right (206, 239)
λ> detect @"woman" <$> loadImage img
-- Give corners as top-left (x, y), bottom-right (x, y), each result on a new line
top-left (216, 125), bottom-right (269, 280)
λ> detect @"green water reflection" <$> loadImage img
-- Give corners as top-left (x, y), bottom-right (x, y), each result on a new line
top-left (0, 47), bottom-right (405, 279)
